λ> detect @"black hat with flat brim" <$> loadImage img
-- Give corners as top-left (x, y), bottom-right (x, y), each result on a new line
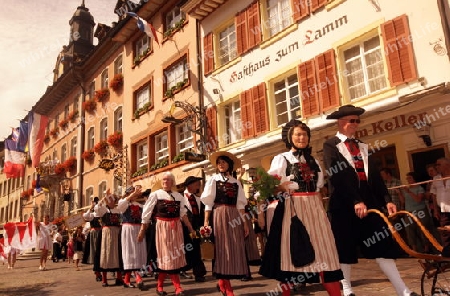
top-left (326, 104), bottom-right (365, 119)
top-left (184, 176), bottom-right (203, 187)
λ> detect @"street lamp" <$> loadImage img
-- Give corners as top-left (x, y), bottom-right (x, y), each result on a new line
top-left (162, 101), bottom-right (207, 152)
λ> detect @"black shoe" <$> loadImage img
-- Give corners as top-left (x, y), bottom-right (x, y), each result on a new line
top-left (115, 279), bottom-right (123, 286)
top-left (102, 282), bottom-right (109, 287)
top-left (96, 276), bottom-right (102, 282)
top-left (241, 276), bottom-right (253, 281)
top-left (180, 271), bottom-right (193, 279)
top-left (195, 276), bottom-right (206, 282)
top-left (137, 281), bottom-right (144, 290)
top-left (156, 290), bottom-right (167, 296)
top-left (123, 283), bottom-right (135, 288)
top-left (216, 284), bottom-right (226, 296)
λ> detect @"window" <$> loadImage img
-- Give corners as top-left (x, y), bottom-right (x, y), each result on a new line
top-left (61, 144), bottom-right (67, 163)
top-left (54, 114), bottom-right (59, 129)
top-left (53, 150), bottom-right (58, 162)
top-left (224, 101), bottom-right (242, 144)
top-left (113, 178), bottom-right (122, 196)
top-left (136, 140), bottom-right (148, 169)
top-left (165, 6), bottom-right (186, 30)
top-left (344, 36), bottom-right (386, 100)
top-left (164, 56), bottom-right (188, 91)
top-left (274, 73), bottom-right (300, 125)
top-left (98, 181), bottom-right (107, 198)
top-left (176, 122), bottom-right (194, 154)
top-left (64, 104), bottom-right (70, 118)
top-left (88, 81), bottom-right (95, 99)
top-left (73, 94), bottom-right (79, 112)
top-left (101, 69), bottom-right (109, 89)
top-left (135, 35), bottom-right (150, 58)
top-left (87, 127), bottom-right (95, 149)
top-left (135, 85), bottom-right (151, 111)
top-left (155, 131), bottom-right (168, 162)
top-left (266, 0), bottom-right (292, 37)
top-left (114, 107), bottom-right (123, 132)
top-left (100, 118), bottom-right (108, 141)
top-left (85, 187), bottom-right (93, 208)
top-left (218, 23), bottom-right (237, 66)
top-left (114, 55), bottom-right (123, 75)
top-left (70, 137), bottom-right (77, 157)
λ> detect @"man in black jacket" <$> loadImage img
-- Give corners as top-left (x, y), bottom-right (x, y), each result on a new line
top-left (323, 105), bottom-right (418, 296)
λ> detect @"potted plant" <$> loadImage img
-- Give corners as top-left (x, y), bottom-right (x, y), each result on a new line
top-left (109, 74), bottom-right (124, 92)
top-left (21, 190), bottom-right (30, 199)
top-left (82, 99), bottom-right (97, 113)
top-left (63, 156), bottom-right (77, 172)
top-left (94, 88), bottom-right (110, 103)
top-left (67, 110), bottom-right (79, 122)
top-left (107, 131), bottom-right (123, 148)
top-left (172, 152), bottom-right (185, 163)
top-left (164, 88), bottom-right (174, 99)
top-left (94, 140), bottom-right (109, 155)
top-left (58, 118), bottom-right (69, 129)
top-left (54, 163), bottom-right (66, 175)
top-left (82, 149), bottom-right (95, 161)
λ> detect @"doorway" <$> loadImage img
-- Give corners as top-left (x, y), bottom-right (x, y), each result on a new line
top-left (408, 144), bottom-right (449, 183)
top-left (372, 145), bottom-right (400, 178)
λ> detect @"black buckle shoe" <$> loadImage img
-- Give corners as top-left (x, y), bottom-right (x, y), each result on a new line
top-left (195, 276), bottom-right (206, 282)
top-left (156, 290), bottom-right (168, 296)
top-left (137, 281), bottom-right (144, 290)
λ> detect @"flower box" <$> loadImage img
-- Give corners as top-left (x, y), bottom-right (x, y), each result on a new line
top-left (27, 188), bottom-right (34, 196)
top-left (50, 127), bottom-right (59, 138)
top-left (44, 134), bottom-right (50, 143)
top-left (82, 99), bottom-right (97, 113)
top-left (94, 88), bottom-right (110, 103)
top-left (21, 191), bottom-right (30, 199)
top-left (67, 110), bottom-right (79, 122)
top-left (94, 140), bottom-right (109, 155)
top-left (54, 163), bottom-right (66, 175)
top-left (58, 118), bottom-right (69, 129)
top-left (109, 74), bottom-right (123, 92)
top-left (63, 156), bottom-right (77, 171)
top-left (82, 149), bottom-right (95, 161)
top-left (107, 131), bottom-right (123, 148)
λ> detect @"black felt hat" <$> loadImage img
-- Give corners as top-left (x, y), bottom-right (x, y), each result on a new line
top-left (326, 104), bottom-right (365, 119)
top-left (184, 176), bottom-right (203, 187)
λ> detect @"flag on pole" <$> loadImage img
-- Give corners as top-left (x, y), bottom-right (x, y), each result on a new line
top-left (126, 12), bottom-right (159, 45)
top-left (17, 120), bottom-right (29, 152)
top-left (28, 112), bottom-right (49, 167)
top-left (3, 217), bottom-right (37, 251)
top-left (11, 127), bottom-right (19, 142)
top-left (4, 139), bottom-right (26, 178)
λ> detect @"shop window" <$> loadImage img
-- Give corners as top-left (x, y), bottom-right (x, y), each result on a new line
top-left (343, 36), bottom-right (387, 100)
top-left (223, 100), bottom-right (242, 145)
top-left (273, 73), bottom-right (300, 125)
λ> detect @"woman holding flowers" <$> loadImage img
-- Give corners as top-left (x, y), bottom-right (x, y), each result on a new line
top-left (201, 151), bottom-right (249, 296)
top-left (259, 119), bottom-right (343, 296)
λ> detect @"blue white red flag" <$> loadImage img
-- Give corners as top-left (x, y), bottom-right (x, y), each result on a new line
top-left (27, 112), bottom-right (49, 167)
top-left (126, 12), bottom-right (159, 45)
top-left (17, 120), bottom-right (29, 152)
top-left (3, 139), bottom-right (26, 178)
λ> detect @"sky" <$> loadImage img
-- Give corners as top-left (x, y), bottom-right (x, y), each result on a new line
top-left (0, 0), bottom-right (119, 140)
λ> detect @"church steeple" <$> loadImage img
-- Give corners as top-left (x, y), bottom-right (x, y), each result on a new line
top-left (68, 0), bottom-right (95, 57)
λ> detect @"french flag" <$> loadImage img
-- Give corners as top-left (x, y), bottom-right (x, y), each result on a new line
top-left (28, 112), bottom-right (49, 168)
top-left (127, 12), bottom-right (159, 45)
top-left (4, 139), bottom-right (26, 178)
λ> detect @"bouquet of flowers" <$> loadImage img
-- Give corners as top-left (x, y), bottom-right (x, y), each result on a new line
top-left (247, 167), bottom-right (281, 202)
top-left (199, 226), bottom-right (212, 239)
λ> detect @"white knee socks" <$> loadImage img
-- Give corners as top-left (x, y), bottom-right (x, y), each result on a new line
top-left (376, 258), bottom-right (411, 296)
top-left (340, 263), bottom-right (353, 296)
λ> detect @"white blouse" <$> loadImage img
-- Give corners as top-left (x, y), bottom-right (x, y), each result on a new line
top-left (141, 189), bottom-right (188, 224)
top-left (200, 173), bottom-right (247, 211)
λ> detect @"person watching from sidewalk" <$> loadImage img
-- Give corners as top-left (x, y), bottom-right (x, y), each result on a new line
top-left (259, 119), bottom-right (343, 296)
top-left (380, 168), bottom-right (404, 211)
top-left (323, 104), bottom-right (419, 296)
top-left (425, 164), bottom-right (440, 228)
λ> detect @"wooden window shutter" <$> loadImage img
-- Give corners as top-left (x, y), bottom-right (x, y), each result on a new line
top-left (247, 1), bottom-right (262, 50)
top-left (235, 10), bottom-right (248, 55)
top-left (315, 49), bottom-right (339, 112)
top-left (252, 83), bottom-right (269, 135)
top-left (381, 14), bottom-right (417, 86)
top-left (240, 89), bottom-right (254, 139)
top-left (297, 59), bottom-right (319, 118)
top-left (291, 0), bottom-right (310, 22)
top-left (205, 106), bottom-right (218, 152)
top-left (203, 33), bottom-right (214, 75)
top-left (310, 0), bottom-right (327, 13)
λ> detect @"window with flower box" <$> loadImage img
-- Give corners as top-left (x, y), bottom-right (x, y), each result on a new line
top-left (135, 35), bottom-right (150, 62)
top-left (100, 118), bottom-right (108, 141)
top-left (135, 84), bottom-right (151, 113)
top-left (155, 131), bottom-right (169, 163)
top-left (224, 100), bottom-right (242, 145)
top-left (136, 139), bottom-right (148, 170)
top-left (176, 122), bottom-right (194, 154)
top-left (114, 107), bottom-right (122, 132)
top-left (273, 73), bottom-right (300, 125)
top-left (164, 56), bottom-right (188, 98)
top-left (88, 81), bottom-right (95, 100)
top-left (61, 144), bottom-right (67, 163)
top-left (87, 127), bottom-right (95, 150)
top-left (70, 136), bottom-right (77, 157)
top-left (218, 22), bottom-right (237, 66)
top-left (64, 104), bottom-right (70, 119)
top-left (101, 69), bottom-right (109, 89)
top-left (73, 94), bottom-right (79, 113)
top-left (114, 55), bottom-right (123, 75)
top-left (99, 181), bottom-right (107, 198)
top-left (165, 6), bottom-right (186, 31)
top-left (53, 150), bottom-right (58, 162)
top-left (54, 114), bottom-right (59, 129)
top-left (85, 187), bottom-right (93, 208)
